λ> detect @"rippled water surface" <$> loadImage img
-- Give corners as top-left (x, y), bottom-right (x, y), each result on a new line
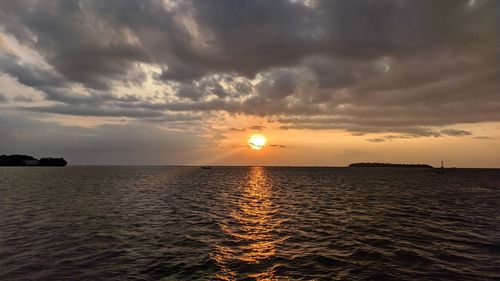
top-left (0, 166), bottom-right (499, 280)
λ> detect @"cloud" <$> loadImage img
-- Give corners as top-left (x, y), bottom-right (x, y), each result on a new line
top-left (269, 144), bottom-right (287, 148)
top-left (19, 104), bottom-right (164, 118)
top-left (0, 0), bottom-right (497, 138)
top-left (0, 113), bottom-right (210, 165)
top-left (248, 125), bottom-right (266, 131)
top-left (0, 34), bottom-right (6, 51)
top-left (0, 0), bottom-right (156, 90)
top-left (366, 138), bottom-right (385, 143)
top-left (364, 127), bottom-right (474, 143)
top-left (12, 95), bottom-right (34, 102)
top-left (441, 129), bottom-right (472, 137)
top-left (0, 53), bottom-right (65, 88)
top-left (0, 93), bottom-right (8, 102)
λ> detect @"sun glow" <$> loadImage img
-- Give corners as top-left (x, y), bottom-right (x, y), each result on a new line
top-left (248, 134), bottom-right (267, 150)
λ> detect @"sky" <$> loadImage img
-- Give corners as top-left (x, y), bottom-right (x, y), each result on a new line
top-left (0, 0), bottom-right (499, 167)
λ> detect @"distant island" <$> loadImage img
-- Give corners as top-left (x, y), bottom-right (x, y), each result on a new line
top-left (349, 162), bottom-right (433, 168)
top-left (0, 155), bottom-right (67, 166)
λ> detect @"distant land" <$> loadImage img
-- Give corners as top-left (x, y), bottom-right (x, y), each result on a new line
top-left (0, 155), bottom-right (67, 166)
top-left (349, 163), bottom-right (433, 168)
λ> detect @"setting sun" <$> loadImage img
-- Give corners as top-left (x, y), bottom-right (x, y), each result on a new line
top-left (248, 134), bottom-right (267, 150)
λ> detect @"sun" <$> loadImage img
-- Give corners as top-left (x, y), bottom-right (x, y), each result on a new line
top-left (248, 134), bottom-right (267, 150)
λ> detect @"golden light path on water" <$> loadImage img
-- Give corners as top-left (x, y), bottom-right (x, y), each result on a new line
top-left (212, 167), bottom-right (283, 280)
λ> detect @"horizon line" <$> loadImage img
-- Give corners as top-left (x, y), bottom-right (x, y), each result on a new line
top-left (62, 164), bottom-right (500, 169)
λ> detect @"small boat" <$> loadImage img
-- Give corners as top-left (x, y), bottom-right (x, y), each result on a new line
top-left (201, 166), bottom-right (212, 169)
top-left (438, 160), bottom-right (445, 174)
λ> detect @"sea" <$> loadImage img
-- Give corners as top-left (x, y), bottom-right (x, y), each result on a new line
top-left (0, 166), bottom-right (498, 280)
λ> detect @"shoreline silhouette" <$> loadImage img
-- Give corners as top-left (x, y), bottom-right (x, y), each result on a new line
top-left (349, 163), bottom-right (433, 168)
top-left (0, 155), bottom-right (67, 166)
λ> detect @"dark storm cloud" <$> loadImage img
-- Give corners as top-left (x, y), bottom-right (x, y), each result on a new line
top-left (184, 0), bottom-right (317, 77)
top-left (255, 69), bottom-right (300, 100)
top-left (0, 52), bottom-right (165, 117)
top-left (2, 0), bottom-right (493, 84)
top-left (175, 83), bottom-right (204, 101)
top-left (0, 53), bottom-right (66, 89)
top-left (50, 44), bottom-right (149, 90)
top-left (315, 0), bottom-right (496, 57)
top-left (0, 52), bottom-right (115, 105)
top-left (0, 0), bottom-right (158, 90)
top-left (0, 0), bottom-right (498, 135)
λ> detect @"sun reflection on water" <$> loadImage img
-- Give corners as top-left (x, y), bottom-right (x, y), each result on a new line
top-left (212, 167), bottom-right (282, 280)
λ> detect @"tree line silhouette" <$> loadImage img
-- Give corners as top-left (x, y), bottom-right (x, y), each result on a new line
top-left (0, 155), bottom-right (67, 166)
top-left (349, 162), bottom-right (433, 168)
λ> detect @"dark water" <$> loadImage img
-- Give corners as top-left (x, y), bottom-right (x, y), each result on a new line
top-left (0, 167), bottom-right (499, 280)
